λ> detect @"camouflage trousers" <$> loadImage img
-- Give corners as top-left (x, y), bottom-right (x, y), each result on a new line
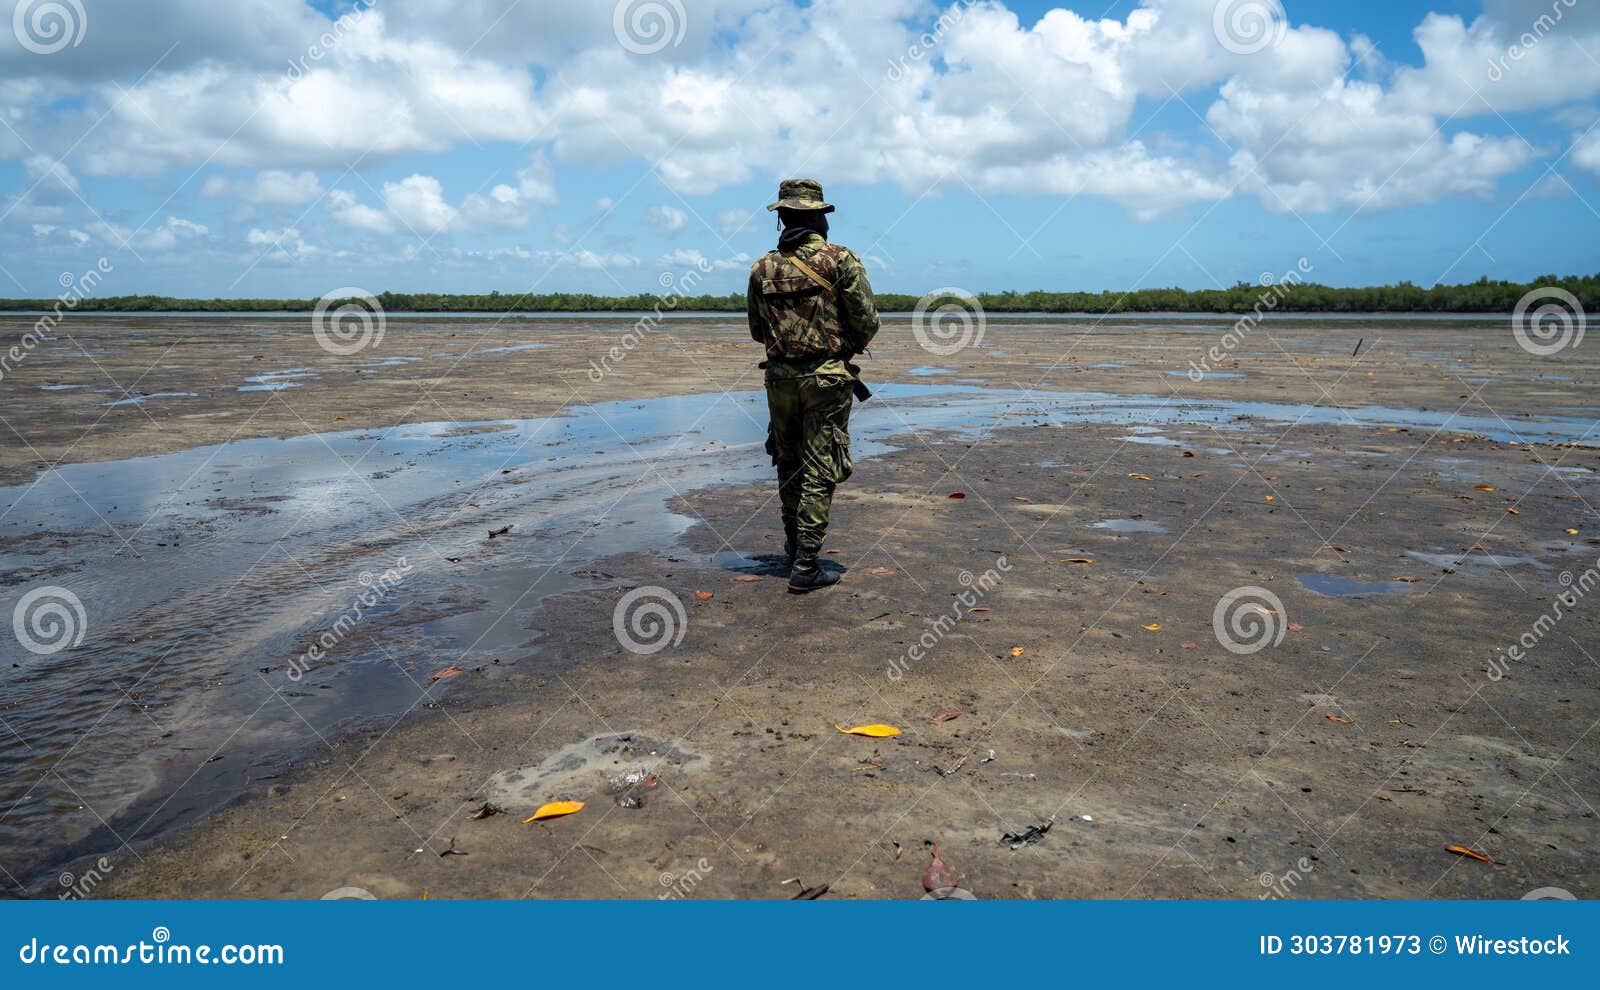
top-left (764, 373), bottom-right (854, 556)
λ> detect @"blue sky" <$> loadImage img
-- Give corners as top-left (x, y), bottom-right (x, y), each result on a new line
top-left (0, 0), bottom-right (1597, 298)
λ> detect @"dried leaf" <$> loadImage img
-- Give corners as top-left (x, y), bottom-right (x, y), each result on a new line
top-left (1288, 622), bottom-right (1304, 632)
top-left (1507, 508), bottom-right (1520, 515)
top-left (1009, 646), bottom-right (1025, 657)
top-left (1061, 557), bottom-right (1095, 564)
top-left (868, 566), bottom-right (894, 575)
top-left (735, 574), bottom-right (762, 582)
top-left (1128, 472), bottom-right (1152, 481)
top-left (469, 801), bottom-right (504, 820)
top-left (835, 723), bottom-right (902, 737)
top-left (922, 843), bottom-right (958, 893)
top-left (1446, 844), bottom-right (1496, 864)
top-left (1326, 714), bottom-right (1351, 724)
top-left (791, 884), bottom-right (829, 900)
top-left (932, 708), bottom-right (962, 723)
top-left (948, 491), bottom-right (966, 499)
top-left (1474, 484), bottom-right (1496, 492)
top-left (694, 590), bottom-right (714, 601)
top-left (1263, 495), bottom-right (1275, 502)
top-left (968, 606), bottom-right (991, 612)
top-left (522, 800), bottom-right (585, 823)
top-left (429, 665), bottom-right (464, 682)
top-left (1179, 642), bottom-right (1198, 649)
top-left (1142, 623), bottom-right (1161, 631)
top-left (1011, 495), bottom-right (1032, 502)
top-left (1566, 528), bottom-right (1580, 535)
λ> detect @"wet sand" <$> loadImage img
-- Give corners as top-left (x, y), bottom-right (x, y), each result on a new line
top-left (0, 312), bottom-right (1596, 899)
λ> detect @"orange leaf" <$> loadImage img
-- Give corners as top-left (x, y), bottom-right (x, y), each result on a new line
top-left (1507, 508), bottom-right (1520, 515)
top-left (1446, 844), bottom-right (1496, 864)
top-left (522, 800), bottom-right (585, 823)
top-left (1325, 714), bottom-right (1351, 724)
top-left (1179, 642), bottom-right (1198, 649)
top-left (694, 590), bottom-right (714, 601)
top-left (1263, 495), bottom-right (1275, 502)
top-left (429, 666), bottom-right (464, 682)
top-left (1142, 623), bottom-right (1161, 631)
top-left (1061, 557), bottom-right (1095, 564)
top-left (1474, 484), bottom-right (1496, 492)
top-left (1009, 646), bottom-right (1025, 657)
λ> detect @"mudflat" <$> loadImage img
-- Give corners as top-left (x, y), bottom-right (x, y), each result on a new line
top-left (0, 312), bottom-right (1595, 899)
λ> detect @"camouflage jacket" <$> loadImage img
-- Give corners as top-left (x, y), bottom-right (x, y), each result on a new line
top-left (746, 233), bottom-right (880, 374)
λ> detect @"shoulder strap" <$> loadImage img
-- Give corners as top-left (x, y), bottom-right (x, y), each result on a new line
top-left (784, 252), bottom-right (834, 294)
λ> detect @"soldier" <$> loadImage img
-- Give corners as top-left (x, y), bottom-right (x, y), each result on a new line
top-left (747, 178), bottom-right (880, 593)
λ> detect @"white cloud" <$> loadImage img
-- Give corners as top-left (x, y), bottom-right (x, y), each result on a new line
top-left (1573, 129), bottom-right (1600, 176)
top-left (202, 170), bottom-right (325, 205)
top-left (644, 203), bottom-right (688, 234)
top-left (657, 247), bottom-right (751, 270)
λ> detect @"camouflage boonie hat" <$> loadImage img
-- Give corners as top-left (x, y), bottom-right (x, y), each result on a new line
top-left (766, 178), bottom-right (835, 213)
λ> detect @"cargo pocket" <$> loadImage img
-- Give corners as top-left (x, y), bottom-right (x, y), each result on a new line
top-left (764, 422), bottom-right (780, 467)
top-left (828, 424), bottom-right (853, 483)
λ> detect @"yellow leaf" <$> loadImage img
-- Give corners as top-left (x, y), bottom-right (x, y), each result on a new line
top-left (1128, 472), bottom-right (1152, 481)
top-left (1566, 528), bottom-right (1579, 535)
top-left (1142, 623), bottom-right (1161, 631)
top-left (835, 723), bottom-right (901, 737)
top-left (1010, 646), bottom-right (1025, 656)
top-left (1474, 485), bottom-right (1495, 492)
top-left (522, 800), bottom-right (585, 823)
top-left (1263, 495), bottom-right (1275, 502)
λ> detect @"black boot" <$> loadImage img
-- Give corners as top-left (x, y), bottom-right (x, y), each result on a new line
top-left (783, 525), bottom-right (797, 567)
top-left (788, 552), bottom-right (840, 594)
